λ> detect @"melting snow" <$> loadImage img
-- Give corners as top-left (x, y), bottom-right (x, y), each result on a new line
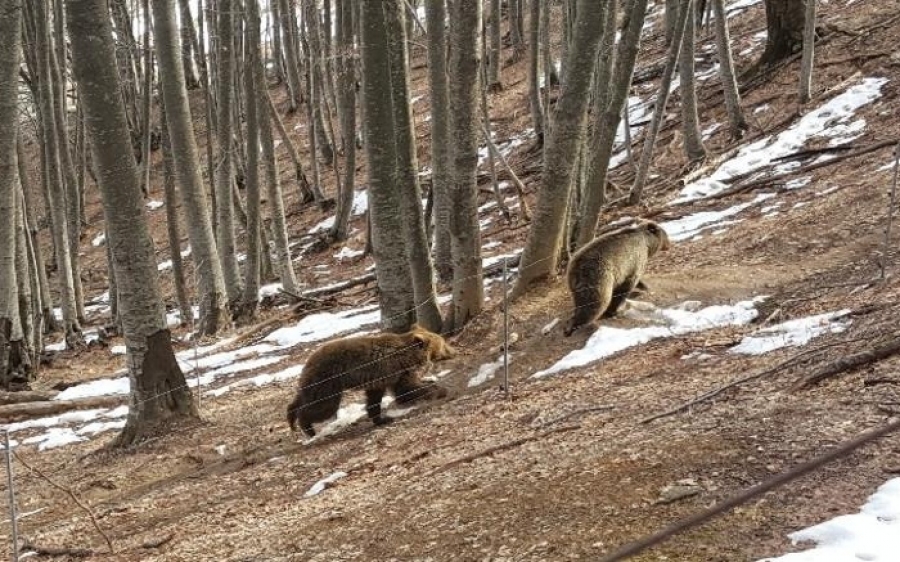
top-left (91, 233), bottom-right (105, 247)
top-left (729, 311), bottom-right (851, 355)
top-left (206, 364), bottom-right (305, 398)
top-left (758, 477), bottom-right (900, 562)
top-left (145, 200), bottom-right (164, 210)
top-left (334, 246), bottom-right (364, 261)
top-left (304, 471), bottom-right (348, 497)
top-left (533, 298), bottom-right (764, 378)
top-left (309, 191), bottom-right (369, 234)
top-left (660, 193), bottom-right (775, 241)
top-left (468, 356), bottom-right (506, 388)
top-left (674, 78), bottom-right (888, 204)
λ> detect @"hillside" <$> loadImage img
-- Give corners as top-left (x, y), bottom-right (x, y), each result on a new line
top-left (5, 0), bottom-right (900, 560)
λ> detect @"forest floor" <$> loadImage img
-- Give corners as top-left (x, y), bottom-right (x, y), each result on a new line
top-left (6, 0), bottom-right (900, 560)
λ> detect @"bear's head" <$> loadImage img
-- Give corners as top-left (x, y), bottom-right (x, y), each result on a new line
top-left (406, 324), bottom-right (456, 361)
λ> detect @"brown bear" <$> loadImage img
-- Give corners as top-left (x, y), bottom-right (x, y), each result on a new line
top-left (286, 325), bottom-right (455, 437)
top-left (563, 220), bottom-right (670, 336)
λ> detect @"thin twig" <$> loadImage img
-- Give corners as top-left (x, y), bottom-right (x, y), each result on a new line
top-left (12, 450), bottom-right (114, 553)
top-left (793, 333), bottom-right (900, 390)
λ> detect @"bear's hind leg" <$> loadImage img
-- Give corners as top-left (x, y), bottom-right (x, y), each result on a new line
top-left (365, 388), bottom-right (392, 426)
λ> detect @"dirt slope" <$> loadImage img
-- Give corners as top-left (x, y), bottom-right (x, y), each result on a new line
top-left (6, 0), bottom-right (900, 560)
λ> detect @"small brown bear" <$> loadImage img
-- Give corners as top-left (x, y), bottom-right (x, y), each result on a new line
top-left (286, 325), bottom-right (455, 437)
top-left (564, 220), bottom-right (670, 336)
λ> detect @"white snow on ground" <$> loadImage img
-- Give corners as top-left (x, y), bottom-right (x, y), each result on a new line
top-left (157, 247), bottom-right (193, 271)
top-left (660, 193), bottom-right (775, 241)
top-left (482, 251), bottom-right (522, 270)
top-left (206, 364), bottom-right (306, 398)
top-left (468, 356), bottom-right (506, 388)
top-left (533, 298), bottom-right (764, 378)
top-left (145, 200), bottom-right (164, 210)
top-left (259, 282), bottom-right (283, 298)
top-left (729, 311), bottom-right (851, 355)
top-left (673, 78), bottom-right (888, 204)
top-left (610, 97), bottom-right (653, 170)
top-left (758, 477), bottom-right (900, 562)
top-left (309, 190), bottom-right (369, 234)
top-left (334, 246), bottom-right (364, 261)
top-left (110, 345), bottom-right (126, 355)
top-left (304, 471), bottom-right (349, 497)
top-left (91, 232), bottom-right (105, 247)
top-left (264, 306), bottom-right (381, 347)
top-left (55, 378), bottom-right (130, 401)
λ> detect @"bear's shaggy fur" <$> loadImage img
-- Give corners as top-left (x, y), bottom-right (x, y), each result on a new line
top-left (286, 325), bottom-right (455, 437)
top-left (564, 220), bottom-right (670, 336)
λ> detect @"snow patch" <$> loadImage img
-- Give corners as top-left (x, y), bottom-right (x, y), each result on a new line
top-left (729, 311), bottom-right (851, 355)
top-left (91, 233), bottom-right (105, 247)
top-left (468, 356), bottom-right (506, 388)
top-left (304, 471), bottom-right (348, 497)
top-left (309, 191), bottom-right (369, 234)
top-left (145, 200), bottom-right (164, 210)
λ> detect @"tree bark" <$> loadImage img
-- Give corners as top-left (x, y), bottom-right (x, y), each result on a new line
top-left (277, 0), bottom-right (305, 111)
top-left (425, 0), bottom-right (453, 283)
top-left (527, 0), bottom-right (544, 142)
top-left (177, 0), bottom-right (199, 89)
top-left (711, 0), bottom-right (748, 138)
top-left (512, 0), bottom-right (609, 297)
top-left (385, 0), bottom-right (443, 332)
top-left (360, 0), bottom-right (416, 332)
top-left (152, 0), bottom-right (231, 335)
top-left (756, 0), bottom-right (805, 71)
top-left (446, 0), bottom-right (484, 330)
top-left (265, 90), bottom-right (315, 203)
top-left (487, 0), bottom-right (502, 91)
top-left (678, 0), bottom-right (707, 162)
top-left (66, 0), bottom-right (198, 446)
top-left (799, 0), bottom-right (816, 103)
top-left (302, 0), bottom-right (336, 166)
top-left (330, 0), bottom-right (358, 243)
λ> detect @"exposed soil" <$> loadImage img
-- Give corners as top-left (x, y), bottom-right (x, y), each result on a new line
top-left (6, 1), bottom-right (900, 561)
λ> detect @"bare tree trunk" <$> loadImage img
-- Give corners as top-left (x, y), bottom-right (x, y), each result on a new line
top-left (628, 0), bottom-right (691, 205)
top-left (0, 0), bottom-right (32, 389)
top-left (159, 95), bottom-right (193, 327)
top-left (799, 0), bottom-right (816, 103)
top-left (140, 0), bottom-right (154, 198)
top-left (508, 0), bottom-right (525, 57)
top-left (152, 0), bottom-right (231, 335)
top-left (109, 0), bottom-right (143, 146)
top-left (446, 0), bottom-right (484, 330)
top-left (665, 0), bottom-right (679, 45)
top-left (330, 0), bottom-right (357, 243)
top-left (711, 0), bottom-right (748, 137)
top-left (270, 0), bottom-right (285, 83)
top-left (425, 0), bottom-right (453, 284)
top-left (68, 0), bottom-right (198, 445)
top-left (265, 90), bottom-right (315, 203)
top-left (238, 0), bottom-right (263, 320)
top-left (385, 0), bottom-right (443, 332)
top-left (278, 0), bottom-right (305, 111)
top-left (360, 0), bottom-right (416, 332)
top-left (214, 0), bottom-right (244, 304)
top-left (575, 0), bottom-right (647, 248)
top-left (527, 0), bottom-right (544, 142)
top-left (29, 0), bottom-right (83, 347)
top-left (15, 187), bottom-right (36, 371)
top-left (678, 0), bottom-right (707, 162)
top-left (16, 138), bottom-right (55, 335)
top-left (178, 0), bottom-right (200, 89)
top-left (512, 0), bottom-right (609, 297)
top-left (487, 0), bottom-right (502, 92)
top-left (755, 0), bottom-right (805, 72)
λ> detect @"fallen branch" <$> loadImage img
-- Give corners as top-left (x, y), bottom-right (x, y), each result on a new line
top-left (302, 273), bottom-right (377, 299)
top-left (20, 541), bottom-right (95, 558)
top-left (643, 336), bottom-right (865, 424)
top-left (0, 390), bottom-right (57, 405)
top-left (278, 288), bottom-right (329, 305)
top-left (793, 334), bottom-right (900, 390)
top-left (429, 424), bottom-right (581, 476)
top-left (0, 395), bottom-right (124, 423)
top-left (598, 417), bottom-right (900, 562)
top-left (483, 254), bottom-right (522, 278)
top-left (14, 450), bottom-right (114, 553)
top-left (140, 533), bottom-right (174, 549)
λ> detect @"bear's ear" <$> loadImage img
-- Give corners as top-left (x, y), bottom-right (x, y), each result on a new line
top-left (410, 332), bottom-right (429, 348)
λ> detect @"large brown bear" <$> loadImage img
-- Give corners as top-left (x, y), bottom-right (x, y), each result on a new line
top-left (286, 325), bottom-right (455, 437)
top-left (564, 220), bottom-right (671, 336)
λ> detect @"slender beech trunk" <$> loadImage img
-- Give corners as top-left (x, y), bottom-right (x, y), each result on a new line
top-left (799, 0), bottom-right (816, 103)
top-left (15, 188), bottom-right (36, 371)
top-left (712, 0), bottom-right (748, 137)
top-left (386, 0), bottom-right (443, 332)
top-left (152, 0), bottom-right (230, 335)
top-left (159, 96), bottom-right (193, 327)
top-left (238, 0), bottom-right (262, 319)
top-left (265, 90), bottom-right (315, 202)
top-left (426, 0), bottom-right (453, 284)
top-left (512, 0), bottom-right (609, 297)
top-left (629, 0), bottom-right (691, 205)
top-left (178, 0), bottom-right (200, 88)
top-left (67, 0), bottom-right (198, 446)
top-left (446, 0), bottom-right (484, 330)
top-left (575, 0), bottom-right (648, 248)
top-left (278, 0), bottom-right (305, 111)
top-left (360, 0), bottom-right (416, 332)
top-left (488, 0), bottom-right (502, 91)
top-left (527, 0), bottom-right (544, 142)
top-left (679, 0), bottom-right (707, 162)
top-left (330, 0), bottom-right (357, 243)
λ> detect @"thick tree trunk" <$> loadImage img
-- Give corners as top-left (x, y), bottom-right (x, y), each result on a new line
top-left (152, 0), bottom-right (230, 335)
top-left (0, 0), bottom-right (32, 390)
top-left (385, 0), bottom-right (443, 332)
top-left (575, 0), bottom-right (648, 248)
top-left (678, 0), bottom-right (707, 162)
top-left (446, 0), bottom-right (484, 330)
top-left (512, 0), bottom-right (609, 297)
top-left (67, 0), bottom-right (198, 446)
top-left (756, 0), bottom-right (805, 70)
top-left (360, 0), bottom-right (416, 333)
top-left (425, 0), bottom-right (453, 284)
top-left (14, 189), bottom-right (36, 371)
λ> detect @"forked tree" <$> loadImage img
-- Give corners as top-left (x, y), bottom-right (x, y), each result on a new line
top-left (66, 0), bottom-right (198, 446)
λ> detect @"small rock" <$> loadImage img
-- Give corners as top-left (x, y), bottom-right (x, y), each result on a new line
top-left (655, 480), bottom-right (703, 505)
